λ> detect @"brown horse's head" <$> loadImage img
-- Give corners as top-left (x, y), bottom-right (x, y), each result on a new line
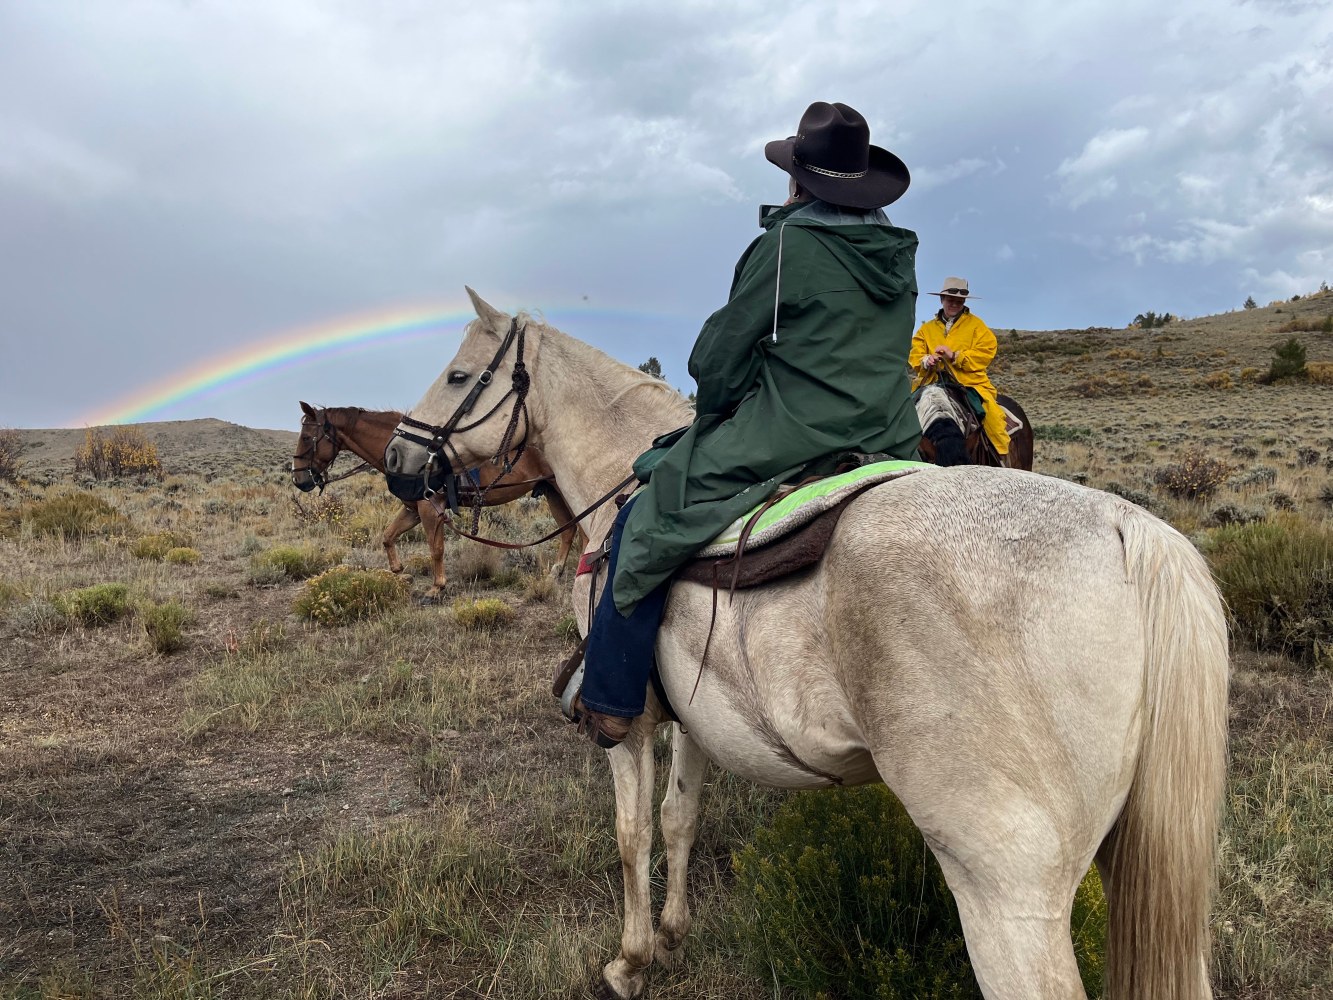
top-left (291, 401), bottom-right (341, 492)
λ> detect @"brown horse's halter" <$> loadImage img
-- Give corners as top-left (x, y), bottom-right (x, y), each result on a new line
top-left (292, 410), bottom-right (370, 491)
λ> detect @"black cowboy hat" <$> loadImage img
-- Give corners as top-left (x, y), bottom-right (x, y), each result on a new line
top-left (764, 101), bottom-right (910, 211)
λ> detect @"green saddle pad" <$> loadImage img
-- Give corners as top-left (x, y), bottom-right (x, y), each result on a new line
top-left (696, 459), bottom-right (930, 559)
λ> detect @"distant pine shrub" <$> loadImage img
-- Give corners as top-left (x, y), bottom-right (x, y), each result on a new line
top-left (1265, 336), bottom-right (1308, 383)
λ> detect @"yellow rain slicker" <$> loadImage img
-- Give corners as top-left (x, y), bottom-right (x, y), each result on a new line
top-left (909, 310), bottom-right (1010, 455)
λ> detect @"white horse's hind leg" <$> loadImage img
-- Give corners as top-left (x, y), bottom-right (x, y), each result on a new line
top-left (936, 856), bottom-right (1088, 999)
top-left (655, 726), bottom-right (709, 966)
top-left (602, 721), bottom-right (659, 1000)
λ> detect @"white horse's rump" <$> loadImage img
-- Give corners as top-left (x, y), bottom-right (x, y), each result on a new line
top-left (385, 290), bottom-right (1229, 1000)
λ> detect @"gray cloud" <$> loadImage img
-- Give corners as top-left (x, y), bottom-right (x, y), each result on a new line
top-left (2, 0), bottom-right (1331, 429)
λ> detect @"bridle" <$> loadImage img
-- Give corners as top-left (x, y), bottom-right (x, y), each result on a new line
top-left (393, 317), bottom-right (531, 502)
top-left (391, 316), bottom-right (637, 551)
top-left (292, 410), bottom-right (370, 491)
top-left (292, 411), bottom-right (341, 491)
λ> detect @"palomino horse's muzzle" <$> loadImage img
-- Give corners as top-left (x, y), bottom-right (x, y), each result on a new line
top-left (384, 460), bottom-right (455, 504)
top-left (389, 317), bottom-right (531, 506)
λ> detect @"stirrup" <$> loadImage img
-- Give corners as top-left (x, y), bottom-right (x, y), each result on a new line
top-left (558, 656), bottom-right (586, 722)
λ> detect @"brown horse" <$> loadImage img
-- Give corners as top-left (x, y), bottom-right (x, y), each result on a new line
top-left (291, 402), bottom-right (582, 598)
top-left (915, 382), bottom-right (1034, 471)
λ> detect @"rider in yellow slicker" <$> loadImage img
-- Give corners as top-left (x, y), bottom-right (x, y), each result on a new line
top-left (909, 276), bottom-right (1009, 457)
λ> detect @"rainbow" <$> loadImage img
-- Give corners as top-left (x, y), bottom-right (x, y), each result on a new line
top-left (77, 300), bottom-right (689, 427)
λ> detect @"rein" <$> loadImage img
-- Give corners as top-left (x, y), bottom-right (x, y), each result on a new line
top-left (427, 472), bottom-right (638, 551)
top-left (393, 317), bottom-right (531, 504)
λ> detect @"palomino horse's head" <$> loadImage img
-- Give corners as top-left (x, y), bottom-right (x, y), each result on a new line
top-left (291, 401), bottom-right (341, 492)
top-left (384, 288), bottom-right (544, 502)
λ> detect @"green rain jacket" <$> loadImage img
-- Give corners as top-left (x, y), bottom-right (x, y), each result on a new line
top-left (613, 199), bottom-right (922, 614)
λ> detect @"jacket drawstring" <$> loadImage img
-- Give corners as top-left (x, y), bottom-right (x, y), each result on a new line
top-left (771, 222), bottom-right (787, 343)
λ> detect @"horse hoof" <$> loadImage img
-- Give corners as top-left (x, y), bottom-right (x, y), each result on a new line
top-left (599, 959), bottom-right (646, 999)
top-left (591, 978), bottom-right (637, 1000)
top-left (653, 937), bottom-right (685, 968)
top-left (416, 592), bottom-right (442, 606)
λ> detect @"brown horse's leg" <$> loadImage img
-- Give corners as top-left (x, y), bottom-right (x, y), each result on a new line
top-left (418, 501), bottom-right (447, 598)
top-left (543, 490), bottom-right (579, 579)
top-left (382, 502), bottom-right (420, 575)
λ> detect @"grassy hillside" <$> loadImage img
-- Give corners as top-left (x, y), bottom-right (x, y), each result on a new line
top-left (9, 419), bottom-right (297, 480)
top-left (0, 299), bottom-right (1330, 999)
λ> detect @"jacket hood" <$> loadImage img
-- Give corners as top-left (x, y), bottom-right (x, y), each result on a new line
top-left (763, 201), bottom-right (917, 303)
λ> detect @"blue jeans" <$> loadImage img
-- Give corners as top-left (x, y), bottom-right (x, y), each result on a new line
top-left (579, 497), bottom-right (670, 718)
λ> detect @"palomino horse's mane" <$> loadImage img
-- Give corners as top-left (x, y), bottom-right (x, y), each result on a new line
top-left (513, 312), bottom-right (694, 427)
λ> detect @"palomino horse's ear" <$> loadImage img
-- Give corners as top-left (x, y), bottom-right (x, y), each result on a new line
top-left (465, 287), bottom-right (510, 334)
top-left (299, 401), bottom-right (316, 417)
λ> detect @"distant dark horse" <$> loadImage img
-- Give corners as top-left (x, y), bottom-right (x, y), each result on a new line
top-left (915, 370), bottom-right (1033, 471)
top-left (291, 402), bottom-right (583, 598)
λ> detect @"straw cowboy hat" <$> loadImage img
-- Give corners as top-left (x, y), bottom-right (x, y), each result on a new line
top-left (764, 101), bottom-right (910, 210)
top-left (933, 277), bottom-right (980, 299)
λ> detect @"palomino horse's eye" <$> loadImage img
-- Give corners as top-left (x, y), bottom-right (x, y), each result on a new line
top-left (448, 371), bottom-right (470, 386)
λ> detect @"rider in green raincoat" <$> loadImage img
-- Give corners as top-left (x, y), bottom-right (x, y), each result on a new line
top-left (563, 101), bottom-right (921, 747)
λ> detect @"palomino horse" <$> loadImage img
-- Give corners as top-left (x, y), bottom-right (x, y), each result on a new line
top-left (384, 291), bottom-right (1228, 1000)
top-left (291, 402), bottom-right (582, 598)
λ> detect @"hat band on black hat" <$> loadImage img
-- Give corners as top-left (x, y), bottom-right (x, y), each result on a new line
top-left (795, 157), bottom-right (868, 179)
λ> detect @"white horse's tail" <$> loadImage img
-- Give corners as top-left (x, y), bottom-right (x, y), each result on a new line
top-left (1104, 502), bottom-right (1229, 999)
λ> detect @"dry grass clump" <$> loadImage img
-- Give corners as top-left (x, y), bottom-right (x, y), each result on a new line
top-left (1196, 370), bottom-right (1234, 390)
top-left (250, 543), bottom-right (343, 584)
top-left (54, 582), bottom-right (134, 626)
top-left (1276, 315), bottom-right (1333, 334)
top-left (141, 599), bottom-right (193, 653)
top-left (1307, 361), bottom-right (1333, 386)
top-left (130, 530), bottom-right (194, 561)
top-left (452, 596), bottom-right (515, 630)
top-left (1201, 515), bottom-right (1333, 665)
top-left (25, 492), bottom-right (130, 540)
top-left (450, 541), bottom-right (507, 584)
top-left (294, 566), bottom-right (410, 625)
top-left (1069, 371), bottom-right (1155, 398)
top-left (164, 546), bottom-right (202, 565)
top-left (1153, 450), bottom-right (1231, 501)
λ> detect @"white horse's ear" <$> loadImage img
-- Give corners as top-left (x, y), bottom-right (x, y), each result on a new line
top-left (465, 287), bottom-right (509, 332)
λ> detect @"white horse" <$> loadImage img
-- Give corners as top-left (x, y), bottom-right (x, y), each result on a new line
top-left (385, 290), bottom-right (1229, 1000)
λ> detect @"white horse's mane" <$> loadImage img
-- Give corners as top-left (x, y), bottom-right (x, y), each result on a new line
top-left (512, 310), bottom-right (694, 424)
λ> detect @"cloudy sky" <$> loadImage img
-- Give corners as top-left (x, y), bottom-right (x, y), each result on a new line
top-left (2, 0), bottom-right (1331, 430)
